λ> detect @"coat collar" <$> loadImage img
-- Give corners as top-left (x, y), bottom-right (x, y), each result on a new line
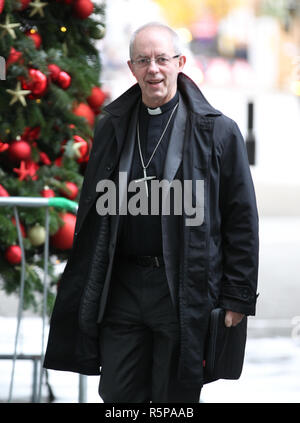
top-left (177, 73), bottom-right (221, 116)
top-left (103, 72), bottom-right (221, 118)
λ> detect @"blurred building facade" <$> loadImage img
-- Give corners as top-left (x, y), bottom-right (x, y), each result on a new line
top-left (152, 0), bottom-right (300, 94)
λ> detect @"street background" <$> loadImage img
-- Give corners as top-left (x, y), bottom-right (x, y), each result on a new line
top-left (1, 0), bottom-right (300, 403)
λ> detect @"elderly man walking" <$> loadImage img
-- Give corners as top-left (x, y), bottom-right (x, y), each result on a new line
top-left (44, 22), bottom-right (259, 403)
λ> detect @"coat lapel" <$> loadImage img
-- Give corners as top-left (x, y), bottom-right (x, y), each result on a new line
top-left (109, 101), bottom-right (139, 248)
top-left (161, 95), bottom-right (187, 309)
top-left (113, 101), bottom-right (139, 213)
top-left (162, 94), bottom-right (187, 182)
top-left (97, 101), bottom-right (139, 323)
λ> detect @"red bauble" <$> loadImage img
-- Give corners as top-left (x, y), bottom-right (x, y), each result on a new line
top-left (21, 69), bottom-right (47, 98)
top-left (0, 142), bottom-right (9, 153)
top-left (87, 86), bottom-right (106, 109)
top-left (48, 64), bottom-right (61, 82)
top-left (5, 245), bottom-right (22, 265)
top-left (9, 140), bottom-right (31, 162)
top-left (25, 31), bottom-right (42, 49)
top-left (41, 186), bottom-right (55, 198)
top-left (54, 156), bottom-right (62, 167)
top-left (57, 71), bottom-right (71, 89)
top-left (73, 0), bottom-right (93, 19)
top-left (0, 0), bottom-right (4, 14)
top-left (6, 47), bottom-right (23, 67)
top-left (60, 181), bottom-right (78, 200)
top-left (11, 217), bottom-right (26, 238)
top-left (19, 0), bottom-right (30, 10)
top-left (0, 184), bottom-right (9, 196)
top-left (22, 126), bottom-right (40, 142)
top-left (51, 213), bottom-right (76, 250)
top-left (73, 103), bottom-right (95, 127)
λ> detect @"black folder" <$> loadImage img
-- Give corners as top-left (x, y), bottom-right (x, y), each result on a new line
top-left (204, 308), bottom-right (248, 384)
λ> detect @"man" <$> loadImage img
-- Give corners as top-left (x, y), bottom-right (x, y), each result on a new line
top-left (44, 22), bottom-right (259, 403)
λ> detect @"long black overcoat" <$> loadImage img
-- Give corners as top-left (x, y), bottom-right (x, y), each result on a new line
top-left (44, 73), bottom-right (259, 386)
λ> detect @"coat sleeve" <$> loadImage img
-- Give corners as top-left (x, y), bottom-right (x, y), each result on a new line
top-left (217, 117), bottom-right (259, 315)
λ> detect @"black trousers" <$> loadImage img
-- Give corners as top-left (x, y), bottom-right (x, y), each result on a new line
top-left (98, 257), bottom-right (201, 403)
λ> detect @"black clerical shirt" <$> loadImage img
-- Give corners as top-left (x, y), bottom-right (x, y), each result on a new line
top-left (117, 91), bottom-right (179, 256)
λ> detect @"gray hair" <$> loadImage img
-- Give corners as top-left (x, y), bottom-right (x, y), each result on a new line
top-left (129, 22), bottom-right (182, 60)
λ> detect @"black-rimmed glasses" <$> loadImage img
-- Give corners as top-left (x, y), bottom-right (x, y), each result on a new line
top-left (131, 55), bottom-right (180, 68)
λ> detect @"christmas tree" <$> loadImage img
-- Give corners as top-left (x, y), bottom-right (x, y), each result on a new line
top-left (0, 0), bottom-right (106, 313)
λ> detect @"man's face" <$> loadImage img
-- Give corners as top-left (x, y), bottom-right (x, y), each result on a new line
top-left (128, 27), bottom-right (186, 108)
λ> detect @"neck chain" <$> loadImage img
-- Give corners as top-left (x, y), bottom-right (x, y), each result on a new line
top-left (134, 102), bottom-right (179, 197)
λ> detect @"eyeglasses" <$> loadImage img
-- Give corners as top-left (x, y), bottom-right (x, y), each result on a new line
top-left (131, 55), bottom-right (180, 68)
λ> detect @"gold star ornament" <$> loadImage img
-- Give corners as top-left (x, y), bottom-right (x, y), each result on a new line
top-left (6, 81), bottom-right (31, 107)
top-left (29, 0), bottom-right (48, 18)
top-left (0, 15), bottom-right (21, 39)
top-left (72, 141), bottom-right (87, 158)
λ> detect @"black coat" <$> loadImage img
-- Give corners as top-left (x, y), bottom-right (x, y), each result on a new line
top-left (44, 73), bottom-right (259, 385)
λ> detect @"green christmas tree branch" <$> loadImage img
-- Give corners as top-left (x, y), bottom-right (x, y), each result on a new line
top-left (0, 0), bottom-right (106, 314)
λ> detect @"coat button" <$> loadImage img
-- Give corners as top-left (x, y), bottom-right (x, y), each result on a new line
top-left (85, 195), bottom-right (92, 203)
top-left (242, 288), bottom-right (249, 299)
top-left (105, 163), bottom-right (114, 172)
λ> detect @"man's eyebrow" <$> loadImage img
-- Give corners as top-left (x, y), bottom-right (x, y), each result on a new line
top-left (135, 53), bottom-right (168, 58)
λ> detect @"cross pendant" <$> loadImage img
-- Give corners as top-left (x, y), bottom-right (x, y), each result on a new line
top-left (134, 167), bottom-right (156, 197)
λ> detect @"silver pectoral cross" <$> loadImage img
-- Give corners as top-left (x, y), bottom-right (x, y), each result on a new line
top-left (134, 167), bottom-right (156, 197)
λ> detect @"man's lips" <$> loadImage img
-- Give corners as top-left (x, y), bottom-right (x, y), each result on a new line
top-left (147, 79), bottom-right (163, 85)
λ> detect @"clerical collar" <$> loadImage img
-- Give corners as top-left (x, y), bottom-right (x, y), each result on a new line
top-left (147, 107), bottom-right (161, 115)
top-left (143, 91), bottom-right (179, 116)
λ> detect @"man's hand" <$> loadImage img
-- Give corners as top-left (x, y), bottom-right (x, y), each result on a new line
top-left (225, 310), bottom-right (245, 327)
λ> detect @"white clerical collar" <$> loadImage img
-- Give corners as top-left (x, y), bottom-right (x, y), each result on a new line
top-left (147, 107), bottom-right (162, 115)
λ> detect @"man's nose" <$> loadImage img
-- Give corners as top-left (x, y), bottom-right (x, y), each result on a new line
top-left (147, 60), bottom-right (160, 73)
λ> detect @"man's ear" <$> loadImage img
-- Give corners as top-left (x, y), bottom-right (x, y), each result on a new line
top-left (178, 55), bottom-right (186, 72)
top-left (127, 60), bottom-right (136, 78)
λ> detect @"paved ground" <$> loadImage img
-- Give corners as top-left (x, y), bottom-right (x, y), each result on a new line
top-left (0, 316), bottom-right (299, 403)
